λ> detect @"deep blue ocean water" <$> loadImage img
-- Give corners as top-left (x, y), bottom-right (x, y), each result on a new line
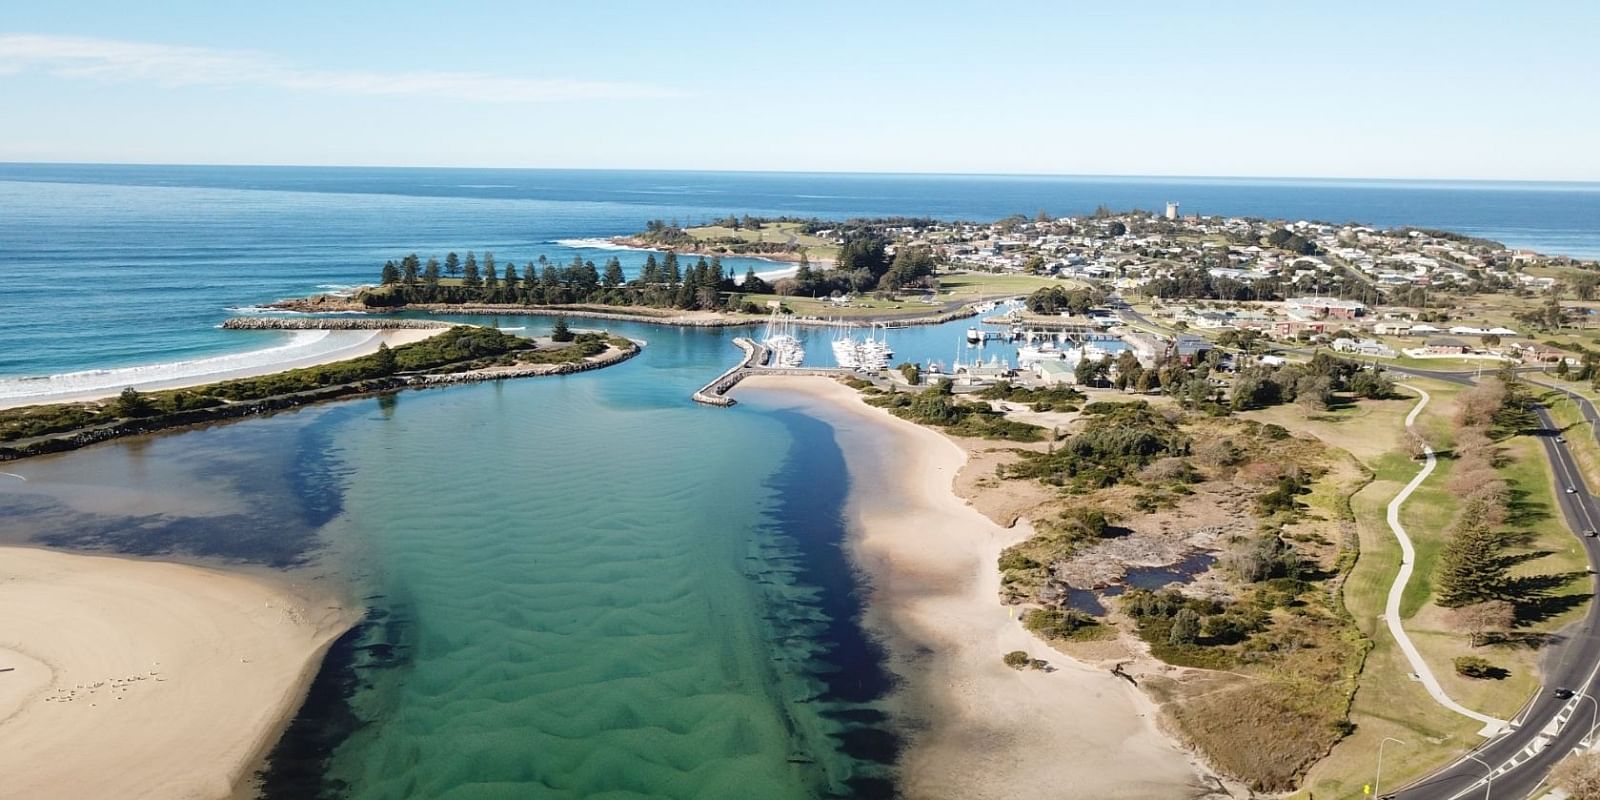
top-left (2, 163), bottom-right (1599, 377)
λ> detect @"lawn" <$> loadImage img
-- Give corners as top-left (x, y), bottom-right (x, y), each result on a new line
top-left (686, 221), bottom-right (840, 261)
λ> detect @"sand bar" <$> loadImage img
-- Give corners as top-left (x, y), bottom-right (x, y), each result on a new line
top-left (0, 328), bottom-right (441, 410)
top-left (0, 546), bottom-right (354, 800)
top-left (738, 375), bottom-right (1218, 799)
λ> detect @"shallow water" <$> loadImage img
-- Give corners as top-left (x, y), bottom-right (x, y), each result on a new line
top-left (0, 323), bottom-right (913, 798)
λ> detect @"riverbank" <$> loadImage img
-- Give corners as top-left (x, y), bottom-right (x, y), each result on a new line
top-left (0, 328), bottom-right (444, 410)
top-left (736, 375), bottom-right (1220, 799)
top-left (0, 546), bottom-right (356, 799)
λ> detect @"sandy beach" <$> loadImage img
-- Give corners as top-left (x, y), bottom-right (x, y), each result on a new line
top-left (737, 375), bottom-right (1219, 800)
top-left (0, 546), bottom-right (355, 800)
top-left (0, 328), bottom-right (441, 410)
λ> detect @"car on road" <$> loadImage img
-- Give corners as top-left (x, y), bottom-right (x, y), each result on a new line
top-left (1568, 487), bottom-right (1578, 494)
top-left (1555, 687), bottom-right (1576, 699)
top-left (1558, 436), bottom-right (1567, 443)
top-left (1587, 530), bottom-right (1599, 538)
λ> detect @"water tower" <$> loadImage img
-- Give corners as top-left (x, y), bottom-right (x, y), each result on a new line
top-left (1165, 201), bottom-right (1180, 221)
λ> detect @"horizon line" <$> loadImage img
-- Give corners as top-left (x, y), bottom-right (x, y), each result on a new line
top-left (3, 159), bottom-right (1599, 188)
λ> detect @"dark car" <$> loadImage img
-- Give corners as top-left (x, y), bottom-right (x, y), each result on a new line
top-left (1555, 688), bottom-right (1576, 699)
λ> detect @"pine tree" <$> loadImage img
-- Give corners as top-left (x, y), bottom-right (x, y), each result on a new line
top-left (373, 342), bottom-right (397, 375)
top-left (423, 257), bottom-right (441, 287)
top-left (551, 315), bottom-right (574, 342)
top-left (503, 263), bottom-right (519, 292)
top-left (380, 260), bottom-right (400, 285)
top-left (603, 257), bottom-right (625, 288)
top-left (664, 252), bottom-right (681, 288)
top-left (641, 253), bottom-right (660, 284)
top-left (463, 251), bottom-right (481, 288)
top-left (444, 252), bottom-right (461, 277)
top-left (1169, 608), bottom-right (1200, 645)
top-left (401, 254), bottom-right (420, 285)
top-left (1436, 501), bottom-right (1509, 607)
top-left (485, 262), bottom-right (499, 291)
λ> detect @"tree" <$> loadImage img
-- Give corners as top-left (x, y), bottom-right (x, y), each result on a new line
top-left (373, 342), bottom-right (397, 375)
top-left (379, 260), bottom-right (400, 285)
top-left (603, 258), bottom-right (625, 288)
top-left (463, 252), bottom-right (481, 288)
top-left (400, 253), bottom-right (420, 285)
top-left (1108, 221), bottom-right (1127, 237)
top-left (1169, 608), bottom-right (1200, 645)
top-left (1003, 650), bottom-right (1031, 669)
top-left (116, 387), bottom-right (155, 418)
top-left (1572, 272), bottom-right (1600, 302)
top-left (1435, 501), bottom-right (1510, 607)
top-left (444, 252), bottom-right (461, 278)
top-left (1449, 600), bottom-right (1516, 647)
top-left (423, 257), bottom-right (441, 287)
top-left (1552, 751), bottom-right (1600, 799)
top-left (550, 315), bottom-right (574, 342)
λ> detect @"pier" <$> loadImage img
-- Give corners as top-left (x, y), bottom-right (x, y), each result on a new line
top-left (692, 337), bottom-right (850, 407)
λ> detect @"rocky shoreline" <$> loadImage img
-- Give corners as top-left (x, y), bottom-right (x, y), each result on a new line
top-left (265, 297), bottom-right (980, 329)
top-left (221, 317), bottom-right (454, 330)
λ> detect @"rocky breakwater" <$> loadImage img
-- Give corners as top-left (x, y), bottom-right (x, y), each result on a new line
top-left (408, 340), bottom-right (641, 387)
top-left (222, 317), bottom-right (456, 331)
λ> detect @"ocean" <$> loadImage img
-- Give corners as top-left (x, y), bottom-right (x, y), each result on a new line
top-left (3, 164), bottom-right (1600, 798)
top-left (2, 163), bottom-right (1600, 377)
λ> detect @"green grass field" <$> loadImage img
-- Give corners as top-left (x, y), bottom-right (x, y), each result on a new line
top-left (685, 221), bottom-right (841, 261)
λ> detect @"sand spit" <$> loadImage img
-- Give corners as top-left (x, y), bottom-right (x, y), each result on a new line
top-left (736, 375), bottom-right (1220, 800)
top-left (0, 546), bottom-right (355, 800)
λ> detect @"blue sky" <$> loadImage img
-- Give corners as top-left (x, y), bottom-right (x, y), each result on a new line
top-left (1, 1), bottom-right (1597, 180)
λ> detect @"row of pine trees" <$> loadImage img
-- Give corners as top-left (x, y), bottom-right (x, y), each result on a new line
top-left (372, 250), bottom-right (769, 310)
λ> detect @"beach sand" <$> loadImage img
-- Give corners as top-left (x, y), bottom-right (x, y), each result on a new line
top-left (0, 328), bottom-right (441, 410)
top-left (739, 375), bottom-right (1219, 800)
top-left (0, 546), bottom-right (355, 800)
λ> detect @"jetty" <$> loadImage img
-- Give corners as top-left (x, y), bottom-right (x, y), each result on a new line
top-left (692, 337), bottom-right (849, 407)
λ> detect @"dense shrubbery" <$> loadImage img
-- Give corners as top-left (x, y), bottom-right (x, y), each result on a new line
top-left (1453, 655), bottom-right (1502, 679)
top-left (1122, 588), bottom-right (1268, 667)
top-left (1002, 401), bottom-right (1187, 489)
top-left (866, 381), bottom-right (1044, 441)
top-left (1022, 608), bottom-right (1103, 641)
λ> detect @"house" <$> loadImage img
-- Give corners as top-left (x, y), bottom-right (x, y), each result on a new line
top-left (1331, 338), bottom-right (1396, 358)
top-left (1285, 297), bottom-right (1367, 320)
top-left (1373, 322), bottom-right (1412, 336)
top-left (1174, 334), bottom-right (1212, 365)
top-left (1424, 338), bottom-right (1469, 355)
top-left (1517, 343), bottom-right (1567, 364)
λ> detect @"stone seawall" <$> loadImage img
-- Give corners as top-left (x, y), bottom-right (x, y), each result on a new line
top-left (221, 317), bottom-right (456, 330)
top-left (0, 344), bottom-right (639, 462)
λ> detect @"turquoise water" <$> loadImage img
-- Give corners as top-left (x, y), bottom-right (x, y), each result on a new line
top-left (0, 322), bottom-right (901, 799)
top-left (5, 165), bottom-right (1600, 797)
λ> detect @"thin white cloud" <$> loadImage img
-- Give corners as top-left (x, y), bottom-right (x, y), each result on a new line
top-left (0, 34), bottom-right (682, 103)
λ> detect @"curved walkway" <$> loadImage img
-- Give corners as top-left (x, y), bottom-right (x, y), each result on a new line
top-left (1385, 384), bottom-right (1508, 735)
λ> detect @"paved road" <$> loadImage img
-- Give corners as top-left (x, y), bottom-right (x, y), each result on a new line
top-left (1385, 376), bottom-right (1600, 800)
